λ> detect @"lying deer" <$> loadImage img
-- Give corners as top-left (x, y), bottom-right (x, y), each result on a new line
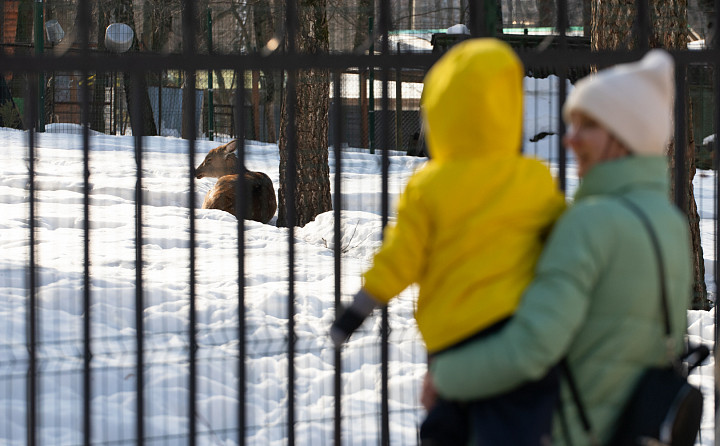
top-left (195, 140), bottom-right (277, 224)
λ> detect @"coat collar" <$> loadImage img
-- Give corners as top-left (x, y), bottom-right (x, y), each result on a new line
top-left (574, 156), bottom-right (670, 201)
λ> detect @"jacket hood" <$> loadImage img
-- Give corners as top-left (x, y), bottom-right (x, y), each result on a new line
top-left (421, 38), bottom-right (524, 162)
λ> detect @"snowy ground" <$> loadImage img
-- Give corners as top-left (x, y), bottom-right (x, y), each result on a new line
top-left (0, 75), bottom-right (716, 445)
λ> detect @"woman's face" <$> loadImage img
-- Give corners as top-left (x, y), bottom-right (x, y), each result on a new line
top-left (563, 111), bottom-right (629, 178)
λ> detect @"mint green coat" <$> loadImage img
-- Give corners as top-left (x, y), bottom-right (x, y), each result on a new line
top-left (430, 156), bottom-right (693, 445)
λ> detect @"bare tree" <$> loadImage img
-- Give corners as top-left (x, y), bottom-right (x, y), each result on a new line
top-left (95, 0), bottom-right (157, 136)
top-left (91, 1), bottom-right (111, 133)
top-left (593, 0), bottom-right (708, 309)
top-left (252, 0), bottom-right (282, 142)
top-left (353, 0), bottom-right (374, 50)
top-left (141, 0), bottom-right (177, 53)
top-left (277, 0), bottom-right (332, 228)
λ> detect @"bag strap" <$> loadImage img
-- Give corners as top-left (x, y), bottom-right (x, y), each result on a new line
top-left (614, 199), bottom-right (710, 369)
top-left (559, 195), bottom-right (674, 445)
top-left (558, 359), bottom-right (598, 446)
top-left (616, 196), bottom-right (674, 354)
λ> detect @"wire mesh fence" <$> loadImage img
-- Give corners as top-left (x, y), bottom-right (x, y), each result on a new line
top-left (0, 0), bottom-right (718, 445)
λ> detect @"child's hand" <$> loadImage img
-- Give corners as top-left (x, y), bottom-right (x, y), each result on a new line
top-left (330, 305), bottom-right (367, 347)
top-left (329, 288), bottom-right (380, 347)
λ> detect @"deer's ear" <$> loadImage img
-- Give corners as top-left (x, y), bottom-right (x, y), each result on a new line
top-left (220, 140), bottom-right (237, 155)
top-left (222, 140), bottom-right (238, 160)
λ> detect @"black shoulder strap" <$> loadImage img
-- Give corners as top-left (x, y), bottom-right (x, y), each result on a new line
top-left (616, 196), bottom-right (672, 337)
top-left (558, 359), bottom-right (595, 446)
top-left (560, 195), bottom-right (672, 445)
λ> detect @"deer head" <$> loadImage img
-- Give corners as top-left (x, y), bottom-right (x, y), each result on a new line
top-left (195, 140), bottom-right (240, 179)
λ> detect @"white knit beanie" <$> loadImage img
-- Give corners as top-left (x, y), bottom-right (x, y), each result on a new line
top-left (562, 49), bottom-right (675, 156)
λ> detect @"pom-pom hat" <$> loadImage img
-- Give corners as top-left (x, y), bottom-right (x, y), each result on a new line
top-left (562, 50), bottom-right (675, 156)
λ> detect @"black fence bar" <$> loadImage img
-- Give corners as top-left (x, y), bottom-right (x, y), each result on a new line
top-left (286, 2), bottom-right (299, 445)
top-left (332, 69), bottom-right (343, 446)
top-left (80, 51), bottom-right (92, 446)
top-left (636, 0), bottom-right (651, 50)
top-left (234, 70), bottom-right (247, 446)
top-left (187, 77), bottom-right (199, 445)
top-left (11, 48), bottom-right (720, 75)
top-left (715, 0), bottom-right (720, 434)
top-left (285, 74), bottom-right (299, 446)
top-left (132, 69), bottom-right (146, 446)
top-left (26, 73), bottom-right (38, 446)
top-left (557, 0), bottom-right (569, 32)
top-left (182, 0), bottom-right (200, 444)
top-left (716, 64), bottom-right (720, 446)
top-left (285, 67), bottom-right (298, 446)
top-left (468, 0), bottom-right (485, 37)
top-left (378, 0), bottom-right (392, 444)
top-left (556, 0), bottom-right (569, 193)
top-left (557, 78), bottom-right (567, 192)
top-left (78, 1), bottom-right (92, 441)
top-left (76, 0), bottom-right (93, 436)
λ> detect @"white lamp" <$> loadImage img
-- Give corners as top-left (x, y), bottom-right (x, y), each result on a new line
top-left (45, 19), bottom-right (64, 45)
top-left (105, 23), bottom-right (134, 53)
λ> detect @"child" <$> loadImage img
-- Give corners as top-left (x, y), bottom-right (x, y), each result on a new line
top-left (331, 38), bottom-right (565, 444)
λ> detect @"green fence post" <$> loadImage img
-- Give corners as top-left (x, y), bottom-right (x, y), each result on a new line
top-left (207, 7), bottom-right (214, 141)
top-left (369, 16), bottom-right (375, 154)
top-left (34, 0), bottom-right (45, 132)
top-left (484, 0), bottom-right (499, 37)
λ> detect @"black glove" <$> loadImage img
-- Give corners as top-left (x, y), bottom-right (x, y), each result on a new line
top-left (330, 289), bottom-right (379, 347)
top-left (330, 306), bottom-right (368, 346)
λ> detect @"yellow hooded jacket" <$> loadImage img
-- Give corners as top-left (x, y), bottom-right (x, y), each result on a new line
top-left (362, 38), bottom-right (565, 353)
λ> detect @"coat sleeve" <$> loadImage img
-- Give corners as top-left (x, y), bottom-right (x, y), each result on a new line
top-left (362, 175), bottom-right (432, 304)
top-left (430, 204), bottom-right (610, 399)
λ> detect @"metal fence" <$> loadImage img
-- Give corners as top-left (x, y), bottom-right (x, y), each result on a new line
top-left (1, 0), bottom-right (719, 445)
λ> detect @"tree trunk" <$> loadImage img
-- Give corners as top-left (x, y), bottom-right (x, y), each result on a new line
top-left (264, 74), bottom-right (278, 143)
top-left (582, 0), bottom-right (591, 37)
top-left (592, 0), bottom-right (708, 309)
top-left (110, 0), bottom-right (158, 136)
top-left (141, 0), bottom-right (175, 53)
top-left (252, 0), bottom-right (280, 142)
top-left (353, 0), bottom-right (372, 50)
top-left (668, 100), bottom-right (709, 309)
top-left (196, 0), bottom-right (210, 53)
top-left (277, 0), bottom-right (332, 228)
top-left (591, 0), bottom-right (687, 50)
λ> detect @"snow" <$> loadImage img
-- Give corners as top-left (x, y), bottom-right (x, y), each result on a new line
top-left (0, 76), bottom-right (716, 445)
top-left (446, 24), bottom-right (471, 35)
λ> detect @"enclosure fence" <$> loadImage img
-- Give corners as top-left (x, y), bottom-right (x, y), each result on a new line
top-left (1, 0), bottom-right (719, 444)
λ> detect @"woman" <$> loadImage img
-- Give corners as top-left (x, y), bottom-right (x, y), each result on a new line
top-left (424, 49), bottom-right (693, 445)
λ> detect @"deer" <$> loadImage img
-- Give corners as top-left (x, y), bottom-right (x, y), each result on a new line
top-left (195, 140), bottom-right (277, 224)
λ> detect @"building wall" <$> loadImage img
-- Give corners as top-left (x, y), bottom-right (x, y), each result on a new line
top-left (2, 1), bottom-right (19, 50)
